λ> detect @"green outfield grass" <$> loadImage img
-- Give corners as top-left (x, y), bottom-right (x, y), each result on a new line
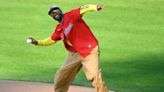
top-left (0, 0), bottom-right (164, 92)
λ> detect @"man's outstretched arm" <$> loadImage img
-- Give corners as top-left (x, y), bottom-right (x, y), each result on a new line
top-left (80, 4), bottom-right (104, 15)
top-left (26, 37), bottom-right (56, 46)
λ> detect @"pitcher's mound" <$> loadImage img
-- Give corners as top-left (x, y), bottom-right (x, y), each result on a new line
top-left (0, 80), bottom-right (95, 92)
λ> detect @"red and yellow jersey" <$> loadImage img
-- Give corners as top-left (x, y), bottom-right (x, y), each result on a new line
top-left (37, 4), bottom-right (99, 58)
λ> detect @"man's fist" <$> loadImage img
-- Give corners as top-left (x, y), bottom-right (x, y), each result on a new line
top-left (97, 4), bottom-right (104, 11)
top-left (26, 37), bottom-right (38, 45)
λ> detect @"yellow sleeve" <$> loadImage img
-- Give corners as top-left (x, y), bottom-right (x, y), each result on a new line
top-left (37, 37), bottom-right (56, 46)
top-left (80, 4), bottom-right (98, 15)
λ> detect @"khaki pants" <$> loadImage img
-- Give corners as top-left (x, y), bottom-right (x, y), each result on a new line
top-left (54, 46), bottom-right (109, 92)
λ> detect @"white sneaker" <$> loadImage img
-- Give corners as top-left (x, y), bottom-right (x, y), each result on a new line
top-left (109, 90), bottom-right (116, 92)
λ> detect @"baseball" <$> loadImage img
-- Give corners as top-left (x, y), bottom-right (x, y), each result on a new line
top-left (26, 38), bottom-right (32, 43)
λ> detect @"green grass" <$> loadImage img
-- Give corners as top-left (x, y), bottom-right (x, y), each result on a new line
top-left (0, 0), bottom-right (164, 92)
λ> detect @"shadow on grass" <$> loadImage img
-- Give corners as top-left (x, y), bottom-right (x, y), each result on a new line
top-left (101, 53), bottom-right (164, 92)
top-left (2, 52), bottom-right (164, 92)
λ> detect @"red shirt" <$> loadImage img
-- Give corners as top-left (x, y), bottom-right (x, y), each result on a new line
top-left (51, 8), bottom-right (98, 58)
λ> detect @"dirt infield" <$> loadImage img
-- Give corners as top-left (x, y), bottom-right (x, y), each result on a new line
top-left (0, 80), bottom-right (95, 92)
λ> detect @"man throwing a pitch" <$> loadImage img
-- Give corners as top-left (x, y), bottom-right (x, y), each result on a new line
top-left (27, 3), bottom-right (113, 92)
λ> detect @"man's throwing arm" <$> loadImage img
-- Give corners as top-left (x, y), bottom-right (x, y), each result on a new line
top-left (27, 37), bottom-right (56, 46)
top-left (37, 37), bottom-right (56, 46)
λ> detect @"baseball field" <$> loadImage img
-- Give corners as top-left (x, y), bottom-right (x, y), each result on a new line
top-left (0, 0), bottom-right (164, 92)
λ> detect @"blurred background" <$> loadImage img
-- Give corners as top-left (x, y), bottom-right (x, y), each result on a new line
top-left (0, 0), bottom-right (164, 92)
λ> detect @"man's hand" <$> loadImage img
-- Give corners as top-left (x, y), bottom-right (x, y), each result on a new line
top-left (97, 4), bottom-right (104, 11)
top-left (26, 37), bottom-right (38, 45)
